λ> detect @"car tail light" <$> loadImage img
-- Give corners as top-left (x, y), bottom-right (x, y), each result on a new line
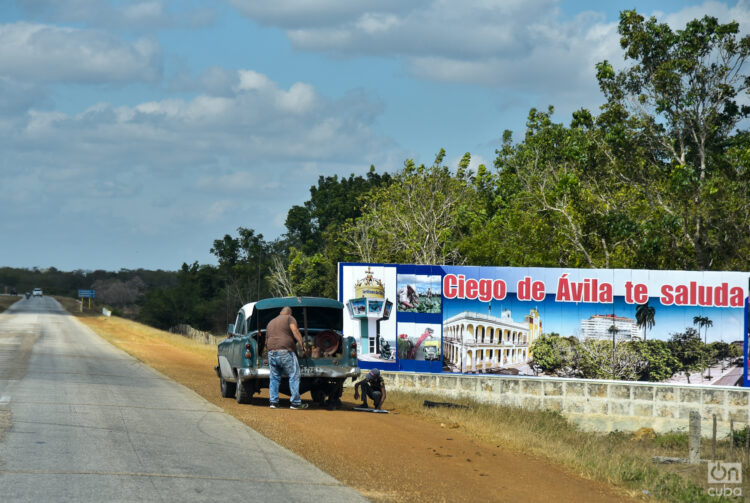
top-left (245, 343), bottom-right (251, 349)
top-left (245, 351), bottom-right (252, 358)
top-left (350, 349), bottom-right (357, 358)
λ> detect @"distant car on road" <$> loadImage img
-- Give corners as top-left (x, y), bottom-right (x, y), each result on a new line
top-left (216, 297), bottom-right (360, 407)
top-left (32, 288), bottom-right (43, 297)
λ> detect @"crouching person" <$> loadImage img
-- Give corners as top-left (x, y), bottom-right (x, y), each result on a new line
top-left (354, 368), bottom-right (386, 409)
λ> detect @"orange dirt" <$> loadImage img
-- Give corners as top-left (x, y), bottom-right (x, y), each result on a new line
top-left (79, 316), bottom-right (636, 503)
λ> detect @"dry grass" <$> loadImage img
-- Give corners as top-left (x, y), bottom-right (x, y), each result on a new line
top-left (385, 391), bottom-right (749, 502)
top-left (78, 314), bottom-right (222, 359)
top-left (0, 295), bottom-right (21, 313)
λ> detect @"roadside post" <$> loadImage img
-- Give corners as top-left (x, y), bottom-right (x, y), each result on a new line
top-left (78, 289), bottom-right (96, 311)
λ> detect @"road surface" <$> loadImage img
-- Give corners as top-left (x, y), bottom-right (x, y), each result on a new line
top-left (0, 296), bottom-right (365, 502)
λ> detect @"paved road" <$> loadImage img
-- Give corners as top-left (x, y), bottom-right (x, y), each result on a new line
top-left (0, 296), bottom-right (366, 502)
top-left (714, 365), bottom-right (743, 386)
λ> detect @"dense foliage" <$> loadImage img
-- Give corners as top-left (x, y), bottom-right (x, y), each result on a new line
top-left (530, 329), bottom-right (740, 382)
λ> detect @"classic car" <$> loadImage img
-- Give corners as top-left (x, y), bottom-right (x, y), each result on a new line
top-left (215, 296), bottom-right (360, 407)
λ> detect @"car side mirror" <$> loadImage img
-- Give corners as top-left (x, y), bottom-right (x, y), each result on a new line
top-left (227, 323), bottom-right (235, 336)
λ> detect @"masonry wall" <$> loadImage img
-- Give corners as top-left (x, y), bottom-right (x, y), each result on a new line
top-left (380, 372), bottom-right (749, 435)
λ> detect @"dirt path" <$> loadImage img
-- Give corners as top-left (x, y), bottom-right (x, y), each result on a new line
top-left (79, 316), bottom-right (636, 503)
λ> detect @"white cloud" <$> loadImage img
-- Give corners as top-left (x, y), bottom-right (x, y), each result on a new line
top-left (14, 0), bottom-right (215, 30)
top-left (657, 0), bottom-right (750, 33)
top-left (228, 0), bottom-right (748, 105)
top-left (0, 70), bottom-right (394, 240)
top-left (227, 0), bottom-right (413, 29)
top-left (0, 22), bottom-right (162, 83)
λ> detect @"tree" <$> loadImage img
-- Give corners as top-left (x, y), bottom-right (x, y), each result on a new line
top-left (530, 333), bottom-right (568, 374)
top-left (572, 338), bottom-right (646, 381)
top-left (596, 11), bottom-right (750, 269)
top-left (669, 328), bottom-right (705, 383)
top-left (210, 227), bottom-right (279, 312)
top-left (635, 302), bottom-right (656, 341)
top-left (342, 150), bottom-right (484, 264)
top-left (473, 108), bottom-right (647, 269)
top-left (285, 166), bottom-right (392, 254)
top-left (693, 315), bottom-right (714, 378)
top-left (629, 340), bottom-right (680, 381)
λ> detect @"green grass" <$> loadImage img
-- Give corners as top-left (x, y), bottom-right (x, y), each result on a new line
top-left (386, 390), bottom-right (744, 502)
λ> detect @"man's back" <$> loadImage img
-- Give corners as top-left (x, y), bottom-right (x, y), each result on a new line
top-left (266, 313), bottom-right (297, 352)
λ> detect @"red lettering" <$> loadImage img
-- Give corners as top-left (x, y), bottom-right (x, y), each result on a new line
top-left (517, 277), bottom-right (532, 301)
top-left (556, 274), bottom-right (570, 302)
top-left (689, 281), bottom-right (697, 305)
top-left (660, 285), bottom-right (674, 305)
top-left (493, 279), bottom-right (507, 300)
top-left (478, 279), bottom-right (492, 302)
top-left (531, 281), bottom-right (545, 301)
top-left (675, 285), bottom-right (689, 305)
top-left (444, 274), bottom-right (508, 302)
top-left (633, 283), bottom-right (648, 305)
top-left (443, 274), bottom-right (457, 299)
top-left (465, 278), bottom-right (478, 299)
top-left (698, 285), bottom-right (712, 306)
top-left (715, 283), bottom-right (728, 306)
top-left (599, 283), bottom-right (613, 303)
top-left (730, 287), bottom-right (743, 307)
top-left (571, 281), bottom-right (584, 302)
top-left (625, 281), bottom-right (634, 304)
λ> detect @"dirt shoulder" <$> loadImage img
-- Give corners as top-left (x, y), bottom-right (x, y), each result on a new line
top-left (77, 315), bottom-right (635, 503)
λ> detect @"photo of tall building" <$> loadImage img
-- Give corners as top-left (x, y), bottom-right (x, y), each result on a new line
top-left (579, 314), bottom-right (640, 341)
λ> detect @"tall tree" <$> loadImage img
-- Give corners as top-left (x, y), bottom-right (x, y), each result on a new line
top-left (635, 302), bottom-right (656, 341)
top-left (596, 10), bottom-right (750, 269)
top-left (342, 150), bottom-right (484, 265)
top-left (693, 315), bottom-right (714, 378)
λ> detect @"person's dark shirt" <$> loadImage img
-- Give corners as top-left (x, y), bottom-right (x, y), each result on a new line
top-left (266, 314), bottom-right (297, 352)
top-left (363, 374), bottom-right (384, 392)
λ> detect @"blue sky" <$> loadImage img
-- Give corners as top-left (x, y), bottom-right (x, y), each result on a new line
top-left (2, 0), bottom-right (748, 271)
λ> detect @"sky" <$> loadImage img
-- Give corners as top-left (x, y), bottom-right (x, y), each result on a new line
top-left (1, 0), bottom-right (749, 271)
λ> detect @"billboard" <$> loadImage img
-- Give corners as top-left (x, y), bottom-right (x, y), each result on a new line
top-left (339, 263), bottom-right (750, 384)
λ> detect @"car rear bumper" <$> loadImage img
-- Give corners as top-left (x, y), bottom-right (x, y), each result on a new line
top-left (236, 366), bottom-right (360, 382)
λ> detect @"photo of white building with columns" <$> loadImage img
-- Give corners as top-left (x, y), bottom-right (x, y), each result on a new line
top-left (442, 308), bottom-right (542, 373)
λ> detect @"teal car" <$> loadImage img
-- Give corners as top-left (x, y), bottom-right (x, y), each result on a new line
top-left (215, 297), bottom-right (360, 407)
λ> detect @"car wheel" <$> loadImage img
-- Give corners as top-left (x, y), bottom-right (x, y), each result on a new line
top-left (235, 379), bottom-right (252, 404)
top-left (220, 376), bottom-right (236, 398)
top-left (311, 389), bottom-right (325, 406)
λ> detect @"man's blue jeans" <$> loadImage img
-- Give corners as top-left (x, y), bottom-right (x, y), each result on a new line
top-left (268, 350), bottom-right (301, 406)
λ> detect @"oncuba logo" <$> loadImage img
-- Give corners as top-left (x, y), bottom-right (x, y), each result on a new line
top-left (707, 461), bottom-right (742, 498)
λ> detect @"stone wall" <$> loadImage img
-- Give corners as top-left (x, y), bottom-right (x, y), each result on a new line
top-left (381, 372), bottom-right (749, 435)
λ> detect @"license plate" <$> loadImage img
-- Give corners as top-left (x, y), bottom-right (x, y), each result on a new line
top-left (300, 367), bottom-right (317, 375)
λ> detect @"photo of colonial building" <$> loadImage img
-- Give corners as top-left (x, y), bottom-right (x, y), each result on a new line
top-left (442, 308), bottom-right (542, 373)
top-left (579, 314), bottom-right (640, 341)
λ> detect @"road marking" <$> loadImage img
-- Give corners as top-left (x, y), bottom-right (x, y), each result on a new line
top-left (0, 469), bottom-right (345, 486)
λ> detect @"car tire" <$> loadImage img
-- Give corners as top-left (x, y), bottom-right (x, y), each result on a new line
top-left (235, 379), bottom-right (252, 404)
top-left (220, 376), bottom-right (236, 398)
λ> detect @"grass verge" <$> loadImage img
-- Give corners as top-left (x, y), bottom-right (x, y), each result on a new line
top-left (385, 391), bottom-right (747, 502)
top-left (0, 295), bottom-right (21, 313)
